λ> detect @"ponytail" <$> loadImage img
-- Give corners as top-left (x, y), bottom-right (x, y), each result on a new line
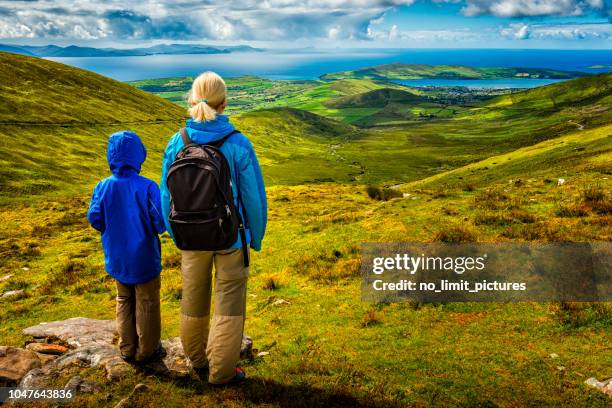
top-left (187, 71), bottom-right (227, 122)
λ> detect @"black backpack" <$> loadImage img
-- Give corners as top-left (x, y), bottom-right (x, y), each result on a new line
top-left (167, 128), bottom-right (249, 266)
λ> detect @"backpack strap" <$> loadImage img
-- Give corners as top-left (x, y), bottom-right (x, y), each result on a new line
top-left (179, 127), bottom-right (192, 146)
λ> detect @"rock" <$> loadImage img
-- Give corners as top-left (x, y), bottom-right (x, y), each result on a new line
top-left (585, 377), bottom-right (612, 397)
top-left (20, 368), bottom-right (51, 388)
top-left (26, 343), bottom-right (69, 355)
top-left (35, 352), bottom-right (57, 365)
top-left (114, 383), bottom-right (149, 408)
top-left (549, 353), bottom-right (559, 359)
top-left (256, 351), bottom-right (270, 358)
top-left (1, 289), bottom-right (26, 299)
top-left (0, 274), bottom-right (12, 282)
top-left (23, 317), bottom-right (116, 348)
top-left (21, 267), bottom-right (29, 271)
top-left (0, 346), bottom-right (42, 386)
top-left (273, 298), bottom-right (291, 306)
top-left (56, 345), bottom-right (134, 381)
top-left (64, 375), bottom-right (101, 394)
top-left (19, 318), bottom-right (254, 386)
top-left (241, 336), bottom-right (253, 360)
top-left (558, 178), bottom-right (565, 186)
top-left (144, 337), bottom-right (191, 379)
top-left (403, 193), bottom-right (411, 198)
top-left (556, 366), bottom-right (565, 371)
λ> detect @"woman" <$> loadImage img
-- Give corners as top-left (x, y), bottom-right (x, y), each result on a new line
top-left (160, 71), bottom-right (267, 385)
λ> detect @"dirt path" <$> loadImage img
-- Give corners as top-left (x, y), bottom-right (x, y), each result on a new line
top-left (568, 120), bottom-right (585, 131)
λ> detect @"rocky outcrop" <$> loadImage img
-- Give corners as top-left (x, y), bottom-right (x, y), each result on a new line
top-left (0, 347), bottom-right (44, 386)
top-left (0, 317), bottom-right (254, 388)
top-left (23, 317), bottom-right (116, 348)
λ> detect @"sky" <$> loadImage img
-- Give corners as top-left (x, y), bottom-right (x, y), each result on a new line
top-left (0, 0), bottom-right (610, 49)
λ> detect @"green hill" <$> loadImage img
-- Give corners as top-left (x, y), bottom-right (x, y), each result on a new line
top-left (0, 52), bottom-right (185, 124)
top-left (233, 107), bottom-right (361, 185)
top-left (407, 124), bottom-right (611, 189)
top-left (484, 72), bottom-right (612, 112)
top-left (321, 63), bottom-right (587, 81)
top-left (325, 88), bottom-right (428, 109)
top-left (0, 52), bottom-right (186, 201)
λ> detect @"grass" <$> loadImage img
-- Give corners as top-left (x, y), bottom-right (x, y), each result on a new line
top-left (320, 62), bottom-right (587, 81)
top-left (0, 53), bottom-right (610, 406)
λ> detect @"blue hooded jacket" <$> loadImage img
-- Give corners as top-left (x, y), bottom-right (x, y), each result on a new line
top-left (161, 115), bottom-right (267, 251)
top-left (87, 131), bottom-right (166, 285)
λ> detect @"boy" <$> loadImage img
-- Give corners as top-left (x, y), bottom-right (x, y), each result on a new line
top-left (87, 130), bottom-right (166, 364)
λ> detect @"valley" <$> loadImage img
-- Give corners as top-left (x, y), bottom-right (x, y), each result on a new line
top-left (0, 51), bottom-right (610, 407)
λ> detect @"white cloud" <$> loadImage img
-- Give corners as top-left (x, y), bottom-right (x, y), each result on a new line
top-left (0, 0), bottom-right (417, 41)
top-left (463, 0), bottom-right (606, 17)
top-left (501, 22), bottom-right (611, 40)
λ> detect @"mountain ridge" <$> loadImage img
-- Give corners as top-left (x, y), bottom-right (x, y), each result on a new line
top-left (0, 43), bottom-right (262, 58)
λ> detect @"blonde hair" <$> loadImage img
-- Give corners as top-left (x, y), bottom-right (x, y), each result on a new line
top-left (187, 71), bottom-right (227, 122)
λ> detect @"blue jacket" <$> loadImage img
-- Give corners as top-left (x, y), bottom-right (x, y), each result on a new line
top-left (161, 115), bottom-right (267, 251)
top-left (87, 131), bottom-right (166, 285)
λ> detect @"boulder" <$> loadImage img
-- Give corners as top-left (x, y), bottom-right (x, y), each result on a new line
top-left (23, 317), bottom-right (116, 348)
top-left (0, 346), bottom-right (42, 386)
top-left (0, 274), bottom-right (12, 282)
top-left (26, 343), bottom-right (69, 355)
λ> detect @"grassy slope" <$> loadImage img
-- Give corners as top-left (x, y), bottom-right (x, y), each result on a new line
top-left (0, 56), bottom-right (610, 407)
top-left (321, 63), bottom-right (587, 80)
top-left (0, 52), bottom-right (186, 200)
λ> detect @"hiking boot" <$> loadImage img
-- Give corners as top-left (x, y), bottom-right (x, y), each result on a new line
top-left (120, 354), bottom-right (136, 364)
top-left (210, 367), bottom-right (246, 387)
top-left (135, 343), bottom-right (166, 365)
top-left (193, 364), bottom-right (210, 382)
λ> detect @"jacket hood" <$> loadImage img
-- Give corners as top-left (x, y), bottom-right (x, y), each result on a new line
top-left (107, 131), bottom-right (146, 177)
top-left (185, 115), bottom-right (236, 144)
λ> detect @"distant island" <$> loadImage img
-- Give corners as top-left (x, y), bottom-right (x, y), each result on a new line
top-left (321, 63), bottom-right (588, 81)
top-left (0, 43), bottom-right (262, 58)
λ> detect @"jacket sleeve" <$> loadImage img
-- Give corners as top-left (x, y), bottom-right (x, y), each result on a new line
top-left (237, 138), bottom-right (267, 251)
top-left (160, 134), bottom-right (181, 241)
top-left (87, 182), bottom-right (105, 233)
top-left (148, 182), bottom-right (166, 235)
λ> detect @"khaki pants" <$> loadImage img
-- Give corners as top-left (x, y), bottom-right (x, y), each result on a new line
top-left (116, 276), bottom-right (161, 361)
top-left (180, 248), bottom-right (248, 384)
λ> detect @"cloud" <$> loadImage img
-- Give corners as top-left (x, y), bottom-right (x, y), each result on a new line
top-left (0, 0), bottom-right (416, 41)
top-left (462, 0), bottom-right (606, 17)
top-left (0, 0), bottom-right (608, 43)
top-left (501, 22), bottom-right (531, 39)
top-left (501, 22), bottom-right (611, 40)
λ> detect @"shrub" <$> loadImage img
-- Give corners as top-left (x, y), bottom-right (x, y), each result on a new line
top-left (365, 185), bottom-right (402, 201)
top-left (361, 309), bottom-right (381, 327)
top-left (263, 276), bottom-right (280, 290)
top-left (554, 302), bottom-right (612, 329)
top-left (501, 222), bottom-right (564, 241)
top-left (590, 199), bottom-right (612, 215)
top-left (555, 203), bottom-right (588, 218)
top-left (433, 224), bottom-right (478, 243)
top-left (462, 183), bottom-right (475, 192)
top-left (474, 190), bottom-right (521, 210)
top-left (582, 184), bottom-right (605, 204)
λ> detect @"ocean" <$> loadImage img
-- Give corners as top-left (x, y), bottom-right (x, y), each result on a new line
top-left (47, 48), bottom-right (612, 87)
